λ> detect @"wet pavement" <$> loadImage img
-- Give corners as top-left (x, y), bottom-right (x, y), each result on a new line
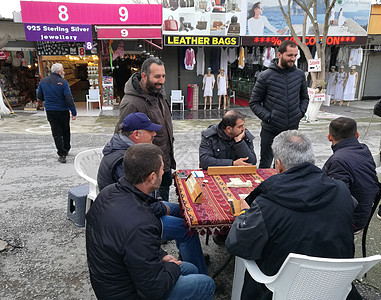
top-left (1, 100), bottom-right (381, 299)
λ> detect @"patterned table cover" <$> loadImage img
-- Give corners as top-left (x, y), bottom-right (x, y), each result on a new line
top-left (174, 168), bottom-right (276, 234)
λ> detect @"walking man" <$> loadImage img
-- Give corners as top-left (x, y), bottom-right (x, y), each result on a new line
top-left (115, 57), bottom-right (174, 201)
top-left (250, 40), bottom-right (309, 168)
top-left (37, 63), bottom-right (77, 163)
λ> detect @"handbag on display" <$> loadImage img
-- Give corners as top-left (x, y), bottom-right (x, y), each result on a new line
top-left (213, 20), bottom-right (223, 28)
top-left (199, 0), bottom-right (207, 9)
top-left (196, 16), bottom-right (207, 30)
top-left (169, 0), bottom-right (179, 10)
top-left (164, 16), bottom-right (179, 31)
top-left (180, 0), bottom-right (195, 7)
top-left (212, 6), bottom-right (225, 12)
top-left (227, 22), bottom-right (240, 34)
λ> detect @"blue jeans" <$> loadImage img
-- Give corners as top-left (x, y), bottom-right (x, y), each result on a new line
top-left (166, 262), bottom-right (215, 300)
top-left (161, 202), bottom-right (208, 275)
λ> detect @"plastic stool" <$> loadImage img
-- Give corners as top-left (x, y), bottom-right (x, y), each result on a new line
top-left (67, 185), bottom-right (89, 227)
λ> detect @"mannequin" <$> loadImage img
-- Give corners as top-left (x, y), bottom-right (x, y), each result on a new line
top-left (326, 66), bottom-right (336, 105)
top-left (340, 66), bottom-right (358, 107)
top-left (217, 68), bottom-right (228, 110)
top-left (202, 67), bottom-right (215, 110)
top-left (333, 65), bottom-right (346, 105)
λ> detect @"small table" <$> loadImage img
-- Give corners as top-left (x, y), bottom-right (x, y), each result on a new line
top-left (174, 168), bottom-right (276, 234)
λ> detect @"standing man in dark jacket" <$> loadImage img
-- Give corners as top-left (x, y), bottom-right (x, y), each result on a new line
top-left (323, 117), bottom-right (379, 233)
top-left (199, 110), bottom-right (257, 170)
top-left (37, 63), bottom-right (77, 163)
top-left (250, 40), bottom-right (309, 168)
top-left (115, 57), bottom-right (174, 201)
top-left (86, 144), bottom-right (215, 300)
top-left (226, 130), bottom-right (359, 300)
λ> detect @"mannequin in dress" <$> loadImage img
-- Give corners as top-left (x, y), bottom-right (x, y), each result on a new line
top-left (326, 66), bottom-right (337, 105)
top-left (340, 66), bottom-right (358, 107)
top-left (217, 68), bottom-right (228, 110)
top-left (202, 67), bottom-right (215, 110)
top-left (333, 65), bottom-right (346, 105)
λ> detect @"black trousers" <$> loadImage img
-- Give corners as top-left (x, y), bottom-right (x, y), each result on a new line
top-left (158, 169), bottom-right (172, 201)
top-left (46, 110), bottom-right (71, 157)
top-left (259, 128), bottom-right (279, 169)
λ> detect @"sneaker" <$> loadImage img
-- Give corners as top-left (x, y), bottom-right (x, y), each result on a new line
top-left (58, 156), bottom-right (66, 163)
top-left (377, 207), bottom-right (381, 220)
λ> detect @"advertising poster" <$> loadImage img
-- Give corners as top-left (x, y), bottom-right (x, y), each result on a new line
top-left (245, 0), bottom-right (371, 36)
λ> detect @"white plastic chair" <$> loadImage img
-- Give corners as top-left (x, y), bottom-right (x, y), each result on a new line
top-left (231, 253), bottom-right (381, 300)
top-left (373, 152), bottom-right (381, 182)
top-left (86, 88), bottom-right (101, 110)
top-left (74, 148), bottom-right (103, 213)
top-left (170, 90), bottom-right (184, 112)
top-left (230, 90), bottom-right (236, 105)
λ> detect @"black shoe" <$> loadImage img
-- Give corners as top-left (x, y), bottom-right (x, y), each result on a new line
top-left (213, 233), bottom-right (227, 246)
top-left (58, 156), bottom-right (66, 163)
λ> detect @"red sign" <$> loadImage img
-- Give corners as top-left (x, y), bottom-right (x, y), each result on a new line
top-left (242, 35), bottom-right (367, 46)
top-left (20, 1), bottom-right (162, 25)
top-left (97, 26), bottom-right (162, 40)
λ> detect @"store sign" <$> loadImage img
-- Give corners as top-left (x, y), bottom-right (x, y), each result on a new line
top-left (308, 59), bottom-right (321, 72)
top-left (242, 35), bottom-right (368, 46)
top-left (20, 1), bottom-right (162, 25)
top-left (24, 23), bottom-right (93, 49)
top-left (97, 26), bottom-right (162, 40)
top-left (164, 35), bottom-right (240, 47)
top-left (36, 41), bottom-right (91, 56)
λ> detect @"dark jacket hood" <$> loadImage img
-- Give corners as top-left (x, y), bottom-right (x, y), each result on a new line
top-left (268, 58), bottom-right (297, 74)
top-left (250, 163), bottom-right (339, 212)
top-left (102, 133), bottom-right (134, 156)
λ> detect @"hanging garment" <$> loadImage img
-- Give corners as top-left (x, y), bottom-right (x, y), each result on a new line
top-left (228, 47), bottom-right (237, 63)
top-left (238, 47), bottom-right (245, 69)
top-left (113, 41), bottom-right (124, 61)
top-left (220, 48), bottom-right (228, 73)
top-left (333, 71), bottom-right (346, 100)
top-left (196, 47), bottom-right (205, 76)
top-left (326, 72), bottom-right (336, 97)
top-left (262, 47), bottom-right (275, 68)
top-left (217, 74), bottom-right (227, 95)
top-left (184, 47), bottom-right (196, 70)
top-left (348, 47), bottom-right (363, 67)
top-left (203, 74), bottom-right (215, 97)
top-left (343, 72), bottom-right (357, 101)
top-left (210, 48), bottom-right (221, 73)
top-left (336, 46), bottom-right (350, 67)
top-left (252, 46), bottom-right (262, 65)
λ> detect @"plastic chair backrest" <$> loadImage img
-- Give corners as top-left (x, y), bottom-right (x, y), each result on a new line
top-left (373, 152), bottom-right (381, 168)
top-left (74, 148), bottom-right (103, 200)
top-left (233, 253), bottom-right (381, 300)
top-left (88, 89), bottom-right (100, 100)
top-left (171, 90), bottom-right (183, 101)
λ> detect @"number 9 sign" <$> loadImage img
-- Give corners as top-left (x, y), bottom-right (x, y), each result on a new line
top-left (119, 7), bottom-right (128, 22)
top-left (121, 29), bottom-right (129, 37)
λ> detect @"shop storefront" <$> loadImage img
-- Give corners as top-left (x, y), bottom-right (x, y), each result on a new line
top-left (0, 21), bottom-right (39, 109)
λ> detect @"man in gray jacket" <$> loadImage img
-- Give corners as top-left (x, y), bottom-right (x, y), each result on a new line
top-left (115, 57), bottom-right (175, 201)
top-left (250, 40), bottom-right (309, 168)
top-left (199, 110), bottom-right (257, 170)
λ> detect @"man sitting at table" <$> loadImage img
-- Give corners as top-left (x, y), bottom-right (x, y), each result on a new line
top-left (86, 144), bottom-right (215, 300)
top-left (199, 110), bottom-right (257, 170)
top-left (322, 117), bottom-right (379, 234)
top-left (96, 113), bottom-right (209, 275)
top-left (226, 130), bottom-right (360, 300)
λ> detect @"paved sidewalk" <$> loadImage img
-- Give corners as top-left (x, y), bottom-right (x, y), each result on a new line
top-left (1, 101), bottom-right (381, 299)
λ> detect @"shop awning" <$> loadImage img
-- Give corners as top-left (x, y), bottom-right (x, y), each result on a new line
top-left (96, 26), bottom-right (162, 40)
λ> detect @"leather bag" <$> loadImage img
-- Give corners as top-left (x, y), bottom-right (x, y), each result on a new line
top-left (227, 23), bottom-right (240, 34)
top-left (196, 16), bottom-right (207, 30)
top-left (164, 16), bottom-right (178, 31)
top-left (180, 0), bottom-right (194, 7)
top-left (213, 20), bottom-right (223, 28)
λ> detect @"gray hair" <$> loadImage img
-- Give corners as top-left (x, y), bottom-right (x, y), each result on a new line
top-left (141, 57), bottom-right (164, 77)
top-left (51, 63), bottom-right (63, 74)
top-left (272, 130), bottom-right (315, 171)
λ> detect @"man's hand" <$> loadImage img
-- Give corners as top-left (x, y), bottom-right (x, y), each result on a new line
top-left (233, 157), bottom-right (250, 166)
top-left (72, 115), bottom-right (77, 120)
top-left (234, 130), bottom-right (246, 143)
top-left (162, 255), bottom-right (182, 265)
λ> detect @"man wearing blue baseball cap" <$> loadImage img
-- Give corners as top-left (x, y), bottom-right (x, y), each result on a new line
top-left (97, 112), bottom-right (209, 275)
top-left (98, 112), bottom-right (162, 190)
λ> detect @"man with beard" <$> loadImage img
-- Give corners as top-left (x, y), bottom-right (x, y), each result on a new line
top-left (249, 40), bottom-right (309, 168)
top-left (115, 57), bottom-right (175, 201)
top-left (37, 63), bottom-right (77, 163)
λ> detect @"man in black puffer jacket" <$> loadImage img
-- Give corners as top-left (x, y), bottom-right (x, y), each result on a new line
top-left (250, 40), bottom-right (309, 168)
